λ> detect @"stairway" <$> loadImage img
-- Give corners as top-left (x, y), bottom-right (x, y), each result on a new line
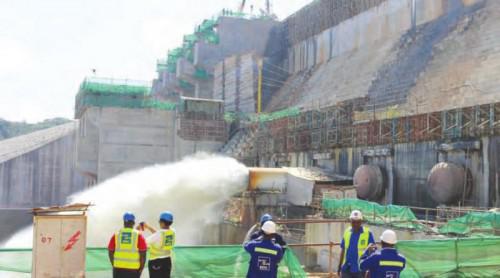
top-left (219, 128), bottom-right (256, 158)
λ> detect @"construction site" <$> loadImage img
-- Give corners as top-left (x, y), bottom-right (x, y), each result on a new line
top-left (0, 0), bottom-right (499, 277)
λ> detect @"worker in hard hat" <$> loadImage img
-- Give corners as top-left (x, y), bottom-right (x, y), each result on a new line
top-left (337, 210), bottom-right (375, 278)
top-left (108, 212), bottom-right (147, 278)
top-left (244, 221), bottom-right (284, 278)
top-left (250, 213), bottom-right (287, 251)
top-left (140, 211), bottom-right (176, 278)
top-left (360, 230), bottom-right (406, 278)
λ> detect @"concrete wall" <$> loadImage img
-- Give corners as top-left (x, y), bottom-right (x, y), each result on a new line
top-left (77, 107), bottom-right (176, 182)
top-left (285, 0), bottom-right (445, 74)
top-left (194, 17), bottom-right (278, 72)
top-left (214, 53), bottom-right (259, 113)
top-left (77, 107), bottom-right (223, 183)
top-left (0, 131), bottom-right (88, 208)
top-left (255, 136), bottom-right (496, 208)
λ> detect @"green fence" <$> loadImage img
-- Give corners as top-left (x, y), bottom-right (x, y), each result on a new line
top-left (322, 198), bottom-right (426, 231)
top-left (398, 237), bottom-right (500, 277)
top-left (439, 211), bottom-right (500, 236)
top-left (0, 246), bottom-right (305, 277)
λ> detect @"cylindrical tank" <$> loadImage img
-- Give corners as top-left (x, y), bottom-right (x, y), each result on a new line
top-left (353, 165), bottom-right (384, 200)
top-left (427, 162), bottom-right (468, 205)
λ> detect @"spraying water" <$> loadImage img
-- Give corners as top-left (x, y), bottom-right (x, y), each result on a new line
top-left (3, 154), bottom-right (248, 247)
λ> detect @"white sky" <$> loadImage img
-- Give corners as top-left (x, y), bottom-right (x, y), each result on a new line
top-left (0, 0), bottom-right (311, 122)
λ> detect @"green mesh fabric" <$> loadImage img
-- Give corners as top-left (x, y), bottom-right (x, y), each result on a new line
top-left (322, 198), bottom-right (426, 231)
top-left (398, 237), bottom-right (500, 277)
top-left (79, 78), bottom-right (150, 96)
top-left (193, 68), bottom-right (211, 80)
top-left (252, 107), bottom-right (301, 122)
top-left (0, 246), bottom-right (306, 277)
top-left (75, 78), bottom-right (176, 117)
top-left (76, 95), bottom-right (176, 112)
top-left (179, 79), bottom-right (195, 91)
top-left (224, 108), bottom-right (301, 124)
top-left (157, 59), bottom-right (168, 72)
top-left (439, 211), bottom-right (500, 236)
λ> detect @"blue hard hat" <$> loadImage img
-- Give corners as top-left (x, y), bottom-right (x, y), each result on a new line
top-left (260, 213), bottom-right (273, 225)
top-left (123, 212), bottom-right (135, 222)
top-left (160, 211), bottom-right (174, 222)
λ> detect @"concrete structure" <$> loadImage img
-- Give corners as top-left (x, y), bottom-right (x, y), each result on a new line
top-left (76, 105), bottom-right (224, 183)
top-left (0, 122), bottom-right (88, 208)
top-left (153, 15), bottom-right (279, 101)
top-left (221, 0), bottom-right (500, 208)
top-left (214, 53), bottom-right (261, 113)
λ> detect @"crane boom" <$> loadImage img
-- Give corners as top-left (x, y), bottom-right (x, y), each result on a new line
top-left (238, 0), bottom-right (246, 13)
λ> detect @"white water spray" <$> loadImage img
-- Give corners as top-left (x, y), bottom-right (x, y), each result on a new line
top-left (3, 154), bottom-right (248, 247)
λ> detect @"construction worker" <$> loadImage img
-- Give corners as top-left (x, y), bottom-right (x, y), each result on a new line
top-left (337, 210), bottom-right (375, 278)
top-left (360, 230), bottom-right (406, 278)
top-left (244, 221), bottom-right (284, 278)
top-left (250, 213), bottom-right (287, 251)
top-left (108, 212), bottom-right (147, 278)
top-left (140, 211), bottom-right (176, 278)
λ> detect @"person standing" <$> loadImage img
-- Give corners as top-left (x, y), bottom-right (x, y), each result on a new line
top-left (244, 221), bottom-right (284, 278)
top-left (141, 211), bottom-right (176, 278)
top-left (250, 213), bottom-right (287, 251)
top-left (337, 210), bottom-right (375, 278)
top-left (360, 230), bottom-right (406, 278)
top-left (108, 212), bottom-right (147, 278)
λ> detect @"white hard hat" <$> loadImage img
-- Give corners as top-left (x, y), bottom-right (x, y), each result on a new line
top-left (380, 229), bottom-right (398, 244)
top-left (261, 221), bottom-right (277, 235)
top-left (350, 210), bottom-right (363, 221)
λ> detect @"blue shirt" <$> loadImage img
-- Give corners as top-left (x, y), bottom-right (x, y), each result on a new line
top-left (340, 227), bottom-right (375, 273)
top-left (244, 239), bottom-right (283, 278)
top-left (360, 248), bottom-right (406, 278)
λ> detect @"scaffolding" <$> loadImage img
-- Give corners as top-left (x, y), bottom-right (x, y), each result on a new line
top-left (228, 101), bottom-right (500, 158)
top-left (74, 77), bottom-right (176, 118)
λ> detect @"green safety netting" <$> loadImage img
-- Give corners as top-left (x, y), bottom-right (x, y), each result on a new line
top-left (252, 107), bottom-right (301, 123)
top-left (397, 237), bottom-right (500, 277)
top-left (193, 67), bottom-right (211, 80)
top-left (76, 78), bottom-right (177, 114)
top-left (77, 95), bottom-right (177, 112)
top-left (0, 246), bottom-right (306, 277)
top-left (179, 79), bottom-right (195, 91)
top-left (157, 59), bottom-right (168, 72)
top-left (224, 107), bottom-right (301, 124)
top-left (439, 211), bottom-right (500, 236)
top-left (79, 78), bottom-right (151, 96)
top-left (322, 199), bottom-right (426, 231)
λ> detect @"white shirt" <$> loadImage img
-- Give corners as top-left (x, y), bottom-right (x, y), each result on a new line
top-left (146, 228), bottom-right (175, 259)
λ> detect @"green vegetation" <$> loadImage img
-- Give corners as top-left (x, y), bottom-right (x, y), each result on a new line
top-left (0, 118), bottom-right (71, 140)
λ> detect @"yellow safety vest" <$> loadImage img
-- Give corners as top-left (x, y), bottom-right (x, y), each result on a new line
top-left (113, 228), bottom-right (141, 270)
top-left (149, 229), bottom-right (175, 260)
top-left (342, 227), bottom-right (370, 267)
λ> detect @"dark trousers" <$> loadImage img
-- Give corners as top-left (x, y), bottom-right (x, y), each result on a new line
top-left (148, 257), bottom-right (172, 278)
top-left (113, 268), bottom-right (141, 278)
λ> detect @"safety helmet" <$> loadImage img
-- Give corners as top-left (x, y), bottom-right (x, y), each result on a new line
top-left (380, 229), bottom-right (398, 244)
top-left (123, 212), bottom-right (135, 222)
top-left (261, 221), bottom-right (277, 235)
top-left (160, 211), bottom-right (174, 222)
top-left (350, 210), bottom-right (363, 221)
top-left (260, 213), bottom-right (273, 225)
